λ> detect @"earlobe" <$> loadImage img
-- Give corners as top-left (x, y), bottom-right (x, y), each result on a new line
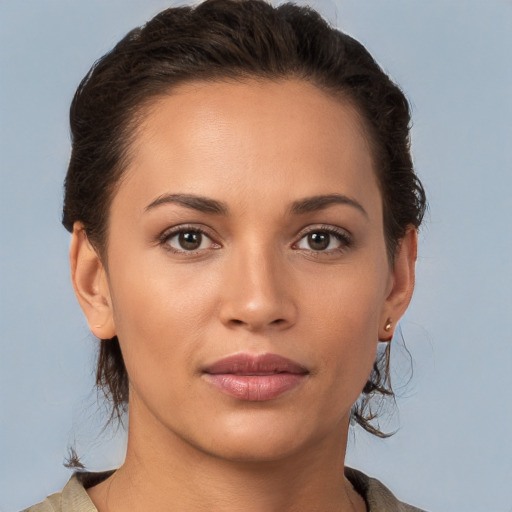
top-left (70, 222), bottom-right (116, 339)
top-left (379, 227), bottom-right (418, 341)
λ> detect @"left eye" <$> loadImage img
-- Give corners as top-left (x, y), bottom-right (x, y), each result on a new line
top-left (165, 230), bottom-right (214, 251)
top-left (296, 230), bottom-right (346, 251)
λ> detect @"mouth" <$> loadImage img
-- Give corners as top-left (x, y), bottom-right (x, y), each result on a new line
top-left (202, 353), bottom-right (309, 401)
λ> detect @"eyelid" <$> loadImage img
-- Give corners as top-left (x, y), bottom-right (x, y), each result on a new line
top-left (292, 224), bottom-right (353, 252)
top-left (158, 224), bottom-right (221, 253)
top-left (157, 223), bottom-right (352, 255)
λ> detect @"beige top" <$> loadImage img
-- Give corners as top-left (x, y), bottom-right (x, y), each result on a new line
top-left (23, 468), bottom-right (426, 512)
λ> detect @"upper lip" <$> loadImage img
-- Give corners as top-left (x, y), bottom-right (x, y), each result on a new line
top-left (203, 353), bottom-right (309, 375)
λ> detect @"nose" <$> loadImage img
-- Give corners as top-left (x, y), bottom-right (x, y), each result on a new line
top-left (219, 244), bottom-right (298, 332)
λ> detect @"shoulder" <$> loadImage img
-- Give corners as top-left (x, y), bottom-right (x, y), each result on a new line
top-left (345, 467), bottom-right (428, 512)
top-left (23, 468), bottom-right (425, 512)
top-left (21, 472), bottom-right (113, 512)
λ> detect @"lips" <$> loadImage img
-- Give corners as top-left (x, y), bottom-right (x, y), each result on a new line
top-left (202, 353), bottom-right (309, 401)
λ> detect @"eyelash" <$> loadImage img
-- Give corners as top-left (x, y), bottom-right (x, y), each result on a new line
top-left (157, 224), bottom-right (353, 256)
top-left (158, 225), bottom-right (220, 255)
top-left (293, 225), bottom-right (353, 256)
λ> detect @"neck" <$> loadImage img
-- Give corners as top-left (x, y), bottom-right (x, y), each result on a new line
top-left (87, 398), bottom-right (365, 512)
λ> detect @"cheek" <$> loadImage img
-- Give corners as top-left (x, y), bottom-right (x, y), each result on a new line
top-left (301, 263), bottom-right (387, 381)
top-left (106, 255), bottom-right (220, 386)
top-left (306, 260), bottom-right (386, 327)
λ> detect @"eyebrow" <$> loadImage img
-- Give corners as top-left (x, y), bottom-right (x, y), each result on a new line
top-left (145, 193), bottom-right (229, 215)
top-left (290, 194), bottom-right (368, 218)
top-left (144, 192), bottom-right (367, 218)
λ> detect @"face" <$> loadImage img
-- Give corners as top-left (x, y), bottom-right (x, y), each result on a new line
top-left (75, 79), bottom-right (415, 463)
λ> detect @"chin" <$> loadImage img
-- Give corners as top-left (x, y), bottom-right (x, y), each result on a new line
top-left (204, 436), bottom-right (308, 464)
top-left (188, 410), bottom-right (342, 464)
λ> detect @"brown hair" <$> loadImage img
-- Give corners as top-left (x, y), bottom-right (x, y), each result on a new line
top-left (62, 0), bottom-right (426, 437)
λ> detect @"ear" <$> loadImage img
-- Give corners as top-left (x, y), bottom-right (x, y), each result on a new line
top-left (379, 227), bottom-right (418, 341)
top-left (70, 222), bottom-right (116, 339)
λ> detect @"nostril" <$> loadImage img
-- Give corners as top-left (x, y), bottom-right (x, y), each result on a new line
top-left (228, 318), bottom-right (286, 328)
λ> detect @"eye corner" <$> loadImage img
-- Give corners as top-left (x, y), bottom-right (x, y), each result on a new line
top-left (158, 224), bottom-right (222, 255)
top-left (293, 224), bottom-right (353, 255)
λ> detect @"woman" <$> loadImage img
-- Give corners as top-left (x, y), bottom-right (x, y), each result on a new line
top-left (25, 0), bottom-right (426, 510)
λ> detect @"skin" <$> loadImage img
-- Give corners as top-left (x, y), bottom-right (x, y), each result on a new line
top-left (71, 79), bottom-right (417, 512)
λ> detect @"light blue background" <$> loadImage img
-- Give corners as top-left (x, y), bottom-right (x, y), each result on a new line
top-left (1, 1), bottom-right (511, 511)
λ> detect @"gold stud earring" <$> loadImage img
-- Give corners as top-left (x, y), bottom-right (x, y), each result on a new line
top-left (384, 318), bottom-right (392, 332)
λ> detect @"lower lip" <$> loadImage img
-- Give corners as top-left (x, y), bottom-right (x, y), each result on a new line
top-left (203, 373), bottom-right (307, 401)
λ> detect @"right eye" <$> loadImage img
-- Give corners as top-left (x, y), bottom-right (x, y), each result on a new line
top-left (161, 228), bottom-right (219, 253)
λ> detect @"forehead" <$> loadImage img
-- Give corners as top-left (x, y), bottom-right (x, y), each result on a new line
top-left (115, 79), bottom-right (381, 217)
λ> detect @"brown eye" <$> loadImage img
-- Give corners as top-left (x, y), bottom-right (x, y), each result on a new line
top-left (295, 227), bottom-right (350, 253)
top-left (178, 231), bottom-right (202, 250)
top-left (307, 232), bottom-right (331, 251)
top-left (165, 229), bottom-right (214, 252)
